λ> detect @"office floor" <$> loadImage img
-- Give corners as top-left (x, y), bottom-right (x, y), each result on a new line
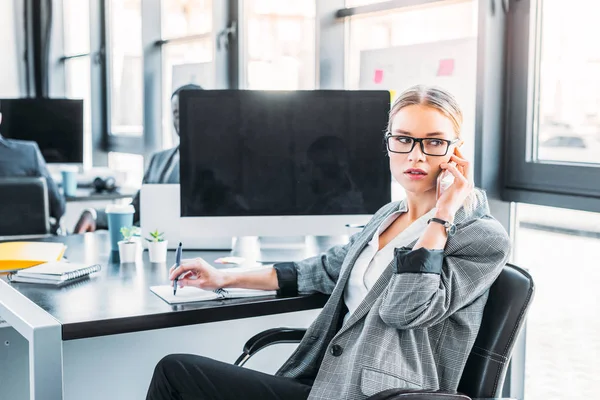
top-left (515, 225), bottom-right (599, 399)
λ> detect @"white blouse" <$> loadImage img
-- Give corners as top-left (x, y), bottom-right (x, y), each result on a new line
top-left (343, 207), bottom-right (436, 325)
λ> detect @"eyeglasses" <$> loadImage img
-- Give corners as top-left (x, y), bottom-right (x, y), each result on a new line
top-left (384, 134), bottom-right (459, 156)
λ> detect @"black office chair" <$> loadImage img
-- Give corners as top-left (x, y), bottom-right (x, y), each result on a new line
top-left (234, 263), bottom-right (535, 400)
top-left (0, 177), bottom-right (51, 236)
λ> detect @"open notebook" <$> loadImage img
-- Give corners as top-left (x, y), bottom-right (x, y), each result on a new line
top-left (150, 286), bottom-right (277, 305)
top-left (7, 261), bottom-right (102, 286)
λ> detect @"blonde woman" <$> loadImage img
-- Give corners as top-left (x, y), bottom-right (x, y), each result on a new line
top-left (146, 85), bottom-right (510, 400)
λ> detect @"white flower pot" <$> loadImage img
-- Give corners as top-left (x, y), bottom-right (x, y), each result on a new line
top-left (148, 240), bottom-right (168, 263)
top-left (118, 240), bottom-right (138, 263)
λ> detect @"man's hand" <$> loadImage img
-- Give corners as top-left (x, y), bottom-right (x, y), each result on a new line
top-left (73, 210), bottom-right (97, 234)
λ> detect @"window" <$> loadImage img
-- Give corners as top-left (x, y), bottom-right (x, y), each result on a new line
top-left (62, 0), bottom-right (92, 167)
top-left (108, 152), bottom-right (144, 188)
top-left (162, 0), bottom-right (212, 38)
top-left (505, 0), bottom-right (600, 207)
top-left (242, 0), bottom-right (316, 90)
top-left (65, 57), bottom-right (92, 168)
top-left (534, 0), bottom-right (600, 165)
top-left (160, 0), bottom-right (214, 148)
top-left (63, 0), bottom-right (91, 56)
top-left (0, 1), bottom-right (19, 96)
top-left (345, 0), bottom-right (478, 201)
top-left (346, 0), bottom-right (477, 90)
top-left (108, 0), bottom-right (143, 136)
top-left (514, 203), bottom-right (599, 399)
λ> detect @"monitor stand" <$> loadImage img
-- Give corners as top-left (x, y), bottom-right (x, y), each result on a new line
top-left (257, 236), bottom-right (311, 263)
top-left (231, 235), bottom-right (349, 263)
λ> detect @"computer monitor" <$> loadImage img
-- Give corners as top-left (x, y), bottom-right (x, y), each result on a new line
top-left (0, 98), bottom-right (84, 164)
top-left (178, 90), bottom-right (391, 243)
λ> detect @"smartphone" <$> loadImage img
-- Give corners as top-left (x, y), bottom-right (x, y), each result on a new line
top-left (436, 167), bottom-right (455, 199)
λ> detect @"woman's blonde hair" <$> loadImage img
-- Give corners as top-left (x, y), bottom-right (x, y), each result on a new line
top-left (387, 85), bottom-right (463, 136)
top-left (387, 85), bottom-right (479, 215)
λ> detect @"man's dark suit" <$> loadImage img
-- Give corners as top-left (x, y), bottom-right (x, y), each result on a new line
top-left (95, 146), bottom-right (179, 229)
top-left (0, 134), bottom-right (66, 229)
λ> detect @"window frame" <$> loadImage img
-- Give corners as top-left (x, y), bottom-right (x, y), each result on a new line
top-left (504, 0), bottom-right (600, 213)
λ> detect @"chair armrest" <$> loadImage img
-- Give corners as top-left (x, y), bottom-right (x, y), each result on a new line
top-left (367, 389), bottom-right (470, 399)
top-left (234, 328), bottom-right (307, 367)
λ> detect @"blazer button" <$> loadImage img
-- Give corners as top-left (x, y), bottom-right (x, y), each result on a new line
top-left (330, 344), bottom-right (343, 357)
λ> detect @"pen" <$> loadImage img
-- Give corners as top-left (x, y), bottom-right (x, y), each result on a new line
top-left (173, 242), bottom-right (182, 296)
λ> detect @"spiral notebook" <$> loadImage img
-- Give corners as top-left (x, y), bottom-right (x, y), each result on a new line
top-left (150, 286), bottom-right (277, 305)
top-left (7, 261), bottom-right (102, 285)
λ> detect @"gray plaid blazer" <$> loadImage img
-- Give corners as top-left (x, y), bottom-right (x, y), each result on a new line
top-left (273, 189), bottom-right (510, 399)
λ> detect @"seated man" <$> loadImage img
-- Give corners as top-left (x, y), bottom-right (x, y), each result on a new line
top-left (74, 84), bottom-right (202, 233)
top-left (0, 107), bottom-right (66, 233)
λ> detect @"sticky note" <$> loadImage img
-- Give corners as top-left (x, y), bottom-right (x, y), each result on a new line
top-left (437, 59), bottom-right (455, 76)
top-left (374, 69), bottom-right (384, 84)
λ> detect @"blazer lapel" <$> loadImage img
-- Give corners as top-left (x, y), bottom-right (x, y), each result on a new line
top-left (336, 236), bottom-right (419, 336)
top-left (333, 196), bottom-right (488, 335)
top-left (331, 223), bottom-right (379, 298)
top-left (158, 147), bottom-right (179, 183)
top-left (322, 202), bottom-right (405, 319)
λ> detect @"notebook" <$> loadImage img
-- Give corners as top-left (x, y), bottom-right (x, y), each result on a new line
top-left (150, 285), bottom-right (277, 305)
top-left (7, 261), bottom-right (102, 286)
top-left (0, 241), bottom-right (67, 271)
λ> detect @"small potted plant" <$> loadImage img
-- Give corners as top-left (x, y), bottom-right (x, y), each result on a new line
top-left (146, 230), bottom-right (168, 263)
top-left (118, 226), bottom-right (139, 263)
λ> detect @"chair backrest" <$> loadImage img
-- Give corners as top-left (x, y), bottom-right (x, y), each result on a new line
top-left (457, 263), bottom-right (534, 398)
top-left (0, 177), bottom-right (50, 236)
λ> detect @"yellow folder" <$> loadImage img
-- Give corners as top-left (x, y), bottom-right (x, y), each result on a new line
top-left (0, 242), bottom-right (67, 271)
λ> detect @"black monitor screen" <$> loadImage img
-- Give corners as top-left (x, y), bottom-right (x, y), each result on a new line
top-left (0, 98), bottom-right (84, 163)
top-left (179, 90), bottom-right (391, 217)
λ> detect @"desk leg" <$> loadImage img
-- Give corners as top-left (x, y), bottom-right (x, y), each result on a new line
top-left (30, 324), bottom-right (63, 399)
top-left (0, 280), bottom-right (63, 399)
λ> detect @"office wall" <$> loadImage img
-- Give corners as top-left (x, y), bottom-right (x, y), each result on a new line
top-left (0, 0), bottom-right (21, 97)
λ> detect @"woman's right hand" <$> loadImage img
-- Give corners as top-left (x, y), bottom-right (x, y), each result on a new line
top-left (169, 258), bottom-right (229, 290)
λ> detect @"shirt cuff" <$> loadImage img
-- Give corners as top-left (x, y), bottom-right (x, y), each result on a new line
top-left (273, 262), bottom-right (298, 297)
top-left (394, 247), bottom-right (444, 275)
top-left (84, 208), bottom-right (97, 221)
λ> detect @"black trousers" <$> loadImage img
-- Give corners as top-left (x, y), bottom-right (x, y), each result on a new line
top-left (146, 354), bottom-right (313, 400)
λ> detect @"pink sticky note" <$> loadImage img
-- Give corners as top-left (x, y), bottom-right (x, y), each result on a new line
top-left (437, 59), bottom-right (455, 76)
top-left (373, 69), bottom-right (384, 84)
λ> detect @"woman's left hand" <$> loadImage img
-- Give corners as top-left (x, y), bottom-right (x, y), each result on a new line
top-left (435, 147), bottom-right (473, 221)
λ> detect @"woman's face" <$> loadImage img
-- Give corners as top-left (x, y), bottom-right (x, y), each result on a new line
top-left (388, 104), bottom-right (458, 195)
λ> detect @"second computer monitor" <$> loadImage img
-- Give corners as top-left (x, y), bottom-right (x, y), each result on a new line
top-left (179, 90), bottom-right (391, 238)
top-left (0, 98), bottom-right (84, 164)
